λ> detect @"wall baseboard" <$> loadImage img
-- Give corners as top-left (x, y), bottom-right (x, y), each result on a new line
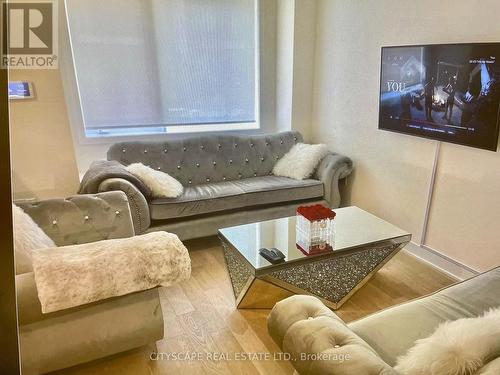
top-left (405, 241), bottom-right (479, 280)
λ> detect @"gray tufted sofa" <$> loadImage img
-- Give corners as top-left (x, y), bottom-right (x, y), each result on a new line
top-left (267, 267), bottom-right (500, 374)
top-left (16, 191), bottom-right (163, 374)
top-left (90, 131), bottom-right (352, 239)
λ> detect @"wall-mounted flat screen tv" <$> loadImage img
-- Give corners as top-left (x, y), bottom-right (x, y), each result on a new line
top-left (379, 43), bottom-right (500, 151)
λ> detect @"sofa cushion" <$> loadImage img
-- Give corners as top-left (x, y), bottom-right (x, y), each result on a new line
top-left (149, 176), bottom-right (324, 220)
top-left (348, 267), bottom-right (500, 367)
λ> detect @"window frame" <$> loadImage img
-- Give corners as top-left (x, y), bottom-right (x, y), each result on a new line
top-left (65, 0), bottom-right (261, 144)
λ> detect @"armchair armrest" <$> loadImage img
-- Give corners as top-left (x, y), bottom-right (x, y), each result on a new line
top-left (314, 153), bottom-right (353, 208)
top-left (98, 178), bottom-right (151, 234)
top-left (18, 191), bottom-right (134, 246)
top-left (268, 295), bottom-right (396, 375)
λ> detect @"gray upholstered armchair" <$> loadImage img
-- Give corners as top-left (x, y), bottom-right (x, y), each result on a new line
top-left (80, 131), bottom-right (353, 239)
top-left (16, 192), bottom-right (164, 374)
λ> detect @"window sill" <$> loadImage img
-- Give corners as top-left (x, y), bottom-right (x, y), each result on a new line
top-left (84, 122), bottom-right (260, 141)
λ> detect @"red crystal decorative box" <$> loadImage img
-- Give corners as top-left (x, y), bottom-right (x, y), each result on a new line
top-left (296, 204), bottom-right (336, 221)
top-left (296, 204), bottom-right (336, 255)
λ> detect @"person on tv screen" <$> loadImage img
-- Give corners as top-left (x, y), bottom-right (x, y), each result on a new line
top-left (443, 76), bottom-right (457, 123)
top-left (424, 77), bottom-right (435, 121)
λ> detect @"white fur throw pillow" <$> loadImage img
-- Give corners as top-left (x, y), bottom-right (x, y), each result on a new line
top-left (12, 204), bottom-right (56, 275)
top-left (272, 143), bottom-right (329, 180)
top-left (126, 163), bottom-right (183, 198)
top-left (395, 307), bottom-right (500, 375)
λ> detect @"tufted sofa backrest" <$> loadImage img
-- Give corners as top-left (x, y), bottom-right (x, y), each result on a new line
top-left (18, 191), bottom-right (135, 246)
top-left (108, 131), bottom-right (303, 186)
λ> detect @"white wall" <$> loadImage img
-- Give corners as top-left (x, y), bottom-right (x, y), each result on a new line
top-left (9, 1), bottom-right (81, 200)
top-left (275, 0), bottom-right (295, 132)
top-left (275, 0), bottom-right (317, 139)
top-left (290, 0), bottom-right (316, 141)
top-left (312, 0), bottom-right (500, 272)
top-left (9, 70), bottom-right (80, 200)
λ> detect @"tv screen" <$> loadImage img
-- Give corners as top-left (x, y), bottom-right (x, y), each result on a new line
top-left (379, 43), bottom-right (500, 151)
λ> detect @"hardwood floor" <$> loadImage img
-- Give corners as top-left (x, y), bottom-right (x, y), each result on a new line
top-left (52, 236), bottom-right (456, 375)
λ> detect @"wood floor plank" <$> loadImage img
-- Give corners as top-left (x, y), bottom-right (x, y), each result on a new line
top-left (51, 237), bottom-right (455, 375)
top-left (158, 294), bottom-right (185, 339)
top-left (204, 289), bottom-right (293, 375)
top-left (156, 335), bottom-right (206, 375)
top-left (180, 276), bottom-right (226, 334)
top-left (237, 309), bottom-right (295, 374)
top-left (211, 329), bottom-right (261, 375)
top-left (158, 284), bottom-right (195, 316)
top-left (177, 310), bottom-right (233, 375)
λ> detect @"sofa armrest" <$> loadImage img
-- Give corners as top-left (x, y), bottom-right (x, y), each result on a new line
top-left (98, 178), bottom-right (151, 234)
top-left (18, 191), bottom-right (135, 246)
top-left (268, 295), bottom-right (396, 375)
top-left (314, 153), bottom-right (353, 208)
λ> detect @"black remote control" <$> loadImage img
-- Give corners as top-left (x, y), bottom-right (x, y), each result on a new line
top-left (259, 247), bottom-right (286, 264)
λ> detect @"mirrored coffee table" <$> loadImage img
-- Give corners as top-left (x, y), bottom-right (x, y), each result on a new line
top-left (218, 206), bottom-right (411, 309)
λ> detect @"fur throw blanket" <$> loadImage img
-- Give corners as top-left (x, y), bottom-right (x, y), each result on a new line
top-left (32, 232), bottom-right (191, 313)
top-left (395, 307), bottom-right (500, 375)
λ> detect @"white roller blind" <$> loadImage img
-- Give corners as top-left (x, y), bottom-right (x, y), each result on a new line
top-left (66, 0), bottom-right (258, 135)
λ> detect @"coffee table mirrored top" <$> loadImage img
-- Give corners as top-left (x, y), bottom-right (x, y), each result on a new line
top-left (218, 206), bottom-right (411, 309)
